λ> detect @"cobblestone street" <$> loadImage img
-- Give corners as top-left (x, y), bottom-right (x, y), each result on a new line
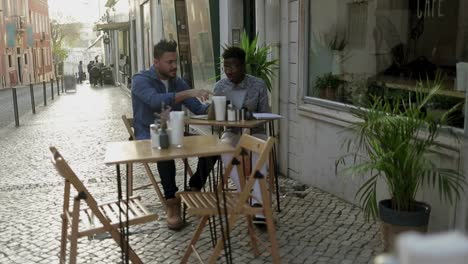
top-left (0, 83), bottom-right (383, 263)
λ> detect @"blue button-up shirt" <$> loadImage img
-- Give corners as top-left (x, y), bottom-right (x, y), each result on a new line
top-left (131, 65), bottom-right (208, 139)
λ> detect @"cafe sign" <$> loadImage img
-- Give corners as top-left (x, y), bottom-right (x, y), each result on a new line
top-left (417, 0), bottom-right (445, 18)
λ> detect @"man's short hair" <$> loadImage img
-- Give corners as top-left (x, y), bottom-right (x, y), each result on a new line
top-left (154, 39), bottom-right (178, 59)
top-left (222, 46), bottom-right (246, 65)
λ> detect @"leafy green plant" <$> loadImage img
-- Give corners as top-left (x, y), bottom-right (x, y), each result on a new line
top-left (239, 31), bottom-right (278, 92)
top-left (336, 80), bottom-right (466, 221)
top-left (315, 73), bottom-right (343, 92)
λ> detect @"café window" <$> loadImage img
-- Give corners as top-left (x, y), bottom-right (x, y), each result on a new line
top-left (306, 0), bottom-right (467, 128)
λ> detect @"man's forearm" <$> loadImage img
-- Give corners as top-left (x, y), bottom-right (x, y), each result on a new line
top-left (174, 90), bottom-right (192, 104)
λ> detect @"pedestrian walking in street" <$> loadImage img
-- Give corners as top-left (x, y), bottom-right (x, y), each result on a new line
top-left (78, 61), bottom-right (84, 84)
top-left (131, 39), bottom-right (215, 230)
top-left (90, 63), bottom-right (102, 87)
top-left (87, 60), bottom-right (94, 84)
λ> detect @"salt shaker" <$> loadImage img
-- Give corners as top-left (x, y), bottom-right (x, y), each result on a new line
top-left (150, 124), bottom-right (160, 149)
top-left (239, 108), bottom-right (246, 121)
top-left (227, 104), bottom-right (236, 121)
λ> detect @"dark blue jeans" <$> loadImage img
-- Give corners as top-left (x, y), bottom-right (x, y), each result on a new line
top-left (157, 156), bottom-right (218, 199)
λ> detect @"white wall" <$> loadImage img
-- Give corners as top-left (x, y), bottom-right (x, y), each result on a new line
top-left (219, 0), bottom-right (243, 48)
top-left (281, 0), bottom-right (468, 232)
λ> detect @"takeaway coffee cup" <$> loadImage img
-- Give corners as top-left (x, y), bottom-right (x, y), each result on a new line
top-left (169, 111), bottom-right (184, 148)
top-left (212, 96), bottom-right (226, 121)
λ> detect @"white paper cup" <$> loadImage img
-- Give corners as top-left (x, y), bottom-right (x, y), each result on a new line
top-left (169, 111), bottom-right (185, 148)
top-left (212, 96), bottom-right (226, 121)
top-left (397, 231), bottom-right (468, 264)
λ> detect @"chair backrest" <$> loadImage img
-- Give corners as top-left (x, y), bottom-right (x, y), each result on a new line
top-left (50, 146), bottom-right (91, 195)
top-left (220, 134), bottom-right (275, 194)
top-left (50, 146), bottom-right (104, 216)
top-left (122, 114), bottom-right (135, 140)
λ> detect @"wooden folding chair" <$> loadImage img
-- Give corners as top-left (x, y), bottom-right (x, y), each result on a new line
top-left (178, 134), bottom-right (281, 264)
top-left (50, 146), bottom-right (158, 264)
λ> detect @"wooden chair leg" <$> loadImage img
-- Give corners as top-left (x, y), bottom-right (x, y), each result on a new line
top-left (246, 215), bottom-right (260, 256)
top-left (208, 213), bottom-right (241, 264)
top-left (259, 179), bottom-right (281, 264)
top-left (69, 198), bottom-right (81, 264)
top-left (268, 153), bottom-right (275, 200)
top-left (59, 214), bottom-right (68, 264)
top-left (143, 163), bottom-right (167, 210)
top-left (127, 163), bottom-right (134, 197)
top-left (180, 216), bottom-right (209, 264)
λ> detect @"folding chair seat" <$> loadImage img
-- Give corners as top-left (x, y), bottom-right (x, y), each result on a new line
top-left (50, 146), bottom-right (158, 264)
top-left (178, 134), bottom-right (281, 264)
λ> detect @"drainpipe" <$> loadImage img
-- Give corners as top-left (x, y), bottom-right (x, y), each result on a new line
top-left (465, 89), bottom-right (468, 138)
top-left (255, 0), bottom-right (265, 44)
top-left (460, 81), bottom-right (468, 231)
top-left (264, 0), bottom-right (280, 114)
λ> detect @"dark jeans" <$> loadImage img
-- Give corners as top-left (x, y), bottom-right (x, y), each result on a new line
top-left (157, 156), bottom-right (218, 199)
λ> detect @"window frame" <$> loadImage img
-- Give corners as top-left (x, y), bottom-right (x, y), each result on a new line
top-left (298, 0), bottom-right (467, 136)
top-left (299, 0), bottom-right (355, 113)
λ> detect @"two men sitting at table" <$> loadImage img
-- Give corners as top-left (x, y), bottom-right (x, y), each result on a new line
top-left (132, 40), bottom-right (270, 229)
top-left (131, 40), bottom-right (216, 230)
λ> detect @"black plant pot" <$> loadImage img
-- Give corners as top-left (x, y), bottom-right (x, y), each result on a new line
top-left (378, 199), bottom-right (431, 251)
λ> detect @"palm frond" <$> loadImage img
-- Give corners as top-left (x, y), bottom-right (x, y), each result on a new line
top-left (336, 81), bottom-right (466, 220)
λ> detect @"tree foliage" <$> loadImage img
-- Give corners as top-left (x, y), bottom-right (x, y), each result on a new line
top-left (50, 19), bottom-right (81, 63)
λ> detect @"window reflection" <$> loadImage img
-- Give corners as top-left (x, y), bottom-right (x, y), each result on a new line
top-left (307, 0), bottom-right (467, 128)
top-left (185, 0), bottom-right (216, 91)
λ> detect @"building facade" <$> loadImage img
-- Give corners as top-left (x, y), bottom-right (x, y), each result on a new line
top-left (280, 0), bottom-right (468, 232)
top-left (28, 0), bottom-right (54, 84)
top-left (0, 0), bottom-right (53, 88)
top-left (96, 0), bottom-right (468, 231)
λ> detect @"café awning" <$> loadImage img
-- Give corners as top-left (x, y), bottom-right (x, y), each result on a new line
top-left (87, 33), bottom-right (104, 50)
top-left (95, 22), bottom-right (129, 31)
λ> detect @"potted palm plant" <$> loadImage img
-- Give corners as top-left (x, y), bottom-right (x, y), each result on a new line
top-left (239, 31), bottom-right (278, 92)
top-left (336, 80), bottom-right (466, 251)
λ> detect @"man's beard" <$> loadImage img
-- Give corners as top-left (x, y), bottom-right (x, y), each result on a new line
top-left (158, 69), bottom-right (176, 80)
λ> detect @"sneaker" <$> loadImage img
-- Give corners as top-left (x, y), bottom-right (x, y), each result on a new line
top-left (253, 215), bottom-right (266, 226)
top-left (251, 203), bottom-right (266, 226)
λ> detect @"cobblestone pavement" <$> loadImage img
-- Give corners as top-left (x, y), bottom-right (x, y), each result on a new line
top-left (0, 82), bottom-right (383, 263)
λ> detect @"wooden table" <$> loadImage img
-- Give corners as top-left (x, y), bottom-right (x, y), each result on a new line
top-left (104, 135), bottom-right (235, 263)
top-left (105, 135), bottom-right (234, 165)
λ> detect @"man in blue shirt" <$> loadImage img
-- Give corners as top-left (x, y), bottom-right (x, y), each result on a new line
top-left (132, 40), bottom-right (214, 230)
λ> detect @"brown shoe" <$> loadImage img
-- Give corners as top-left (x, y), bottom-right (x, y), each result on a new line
top-left (166, 197), bottom-right (183, 230)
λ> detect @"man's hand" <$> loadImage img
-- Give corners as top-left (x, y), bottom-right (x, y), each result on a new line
top-left (188, 89), bottom-right (212, 101)
top-left (175, 89), bottom-right (212, 104)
